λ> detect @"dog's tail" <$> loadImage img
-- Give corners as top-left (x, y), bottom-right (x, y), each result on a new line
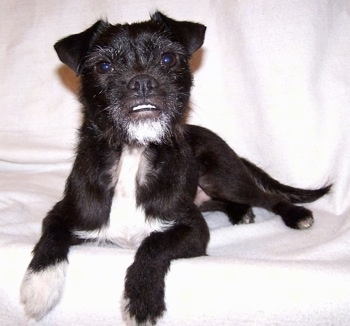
top-left (241, 158), bottom-right (331, 204)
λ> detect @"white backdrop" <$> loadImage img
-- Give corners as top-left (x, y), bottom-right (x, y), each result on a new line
top-left (0, 1), bottom-right (349, 325)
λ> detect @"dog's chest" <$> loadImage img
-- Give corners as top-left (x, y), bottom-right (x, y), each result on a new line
top-left (113, 146), bottom-right (144, 200)
top-left (105, 146), bottom-right (145, 248)
top-left (74, 146), bottom-right (169, 248)
top-left (106, 146), bottom-right (167, 249)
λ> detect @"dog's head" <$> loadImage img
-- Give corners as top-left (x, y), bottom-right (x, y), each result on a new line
top-left (54, 12), bottom-right (206, 145)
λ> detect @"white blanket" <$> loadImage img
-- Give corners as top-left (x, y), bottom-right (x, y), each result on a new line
top-left (1, 0), bottom-right (349, 325)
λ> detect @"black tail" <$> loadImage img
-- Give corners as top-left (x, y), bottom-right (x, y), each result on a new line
top-left (241, 158), bottom-right (331, 204)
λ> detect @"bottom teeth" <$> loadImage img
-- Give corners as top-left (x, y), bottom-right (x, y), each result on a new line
top-left (132, 104), bottom-right (156, 111)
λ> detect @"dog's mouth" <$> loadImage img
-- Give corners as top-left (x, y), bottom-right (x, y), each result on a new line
top-left (132, 104), bottom-right (159, 113)
top-left (129, 101), bottom-right (163, 119)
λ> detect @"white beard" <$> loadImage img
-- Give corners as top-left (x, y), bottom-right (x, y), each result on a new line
top-left (126, 119), bottom-right (170, 145)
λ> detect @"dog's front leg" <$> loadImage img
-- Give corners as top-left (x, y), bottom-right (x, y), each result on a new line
top-left (20, 203), bottom-right (72, 320)
top-left (123, 210), bottom-right (209, 325)
top-left (21, 128), bottom-right (118, 320)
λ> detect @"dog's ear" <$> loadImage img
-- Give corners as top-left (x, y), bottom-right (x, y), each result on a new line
top-left (54, 20), bottom-right (109, 75)
top-left (151, 11), bottom-right (206, 55)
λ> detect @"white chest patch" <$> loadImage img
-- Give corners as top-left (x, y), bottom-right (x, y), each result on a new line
top-left (74, 145), bottom-right (171, 249)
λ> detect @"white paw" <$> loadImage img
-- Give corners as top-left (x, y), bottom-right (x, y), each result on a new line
top-left (20, 262), bottom-right (68, 320)
top-left (297, 216), bottom-right (314, 229)
top-left (240, 210), bottom-right (255, 224)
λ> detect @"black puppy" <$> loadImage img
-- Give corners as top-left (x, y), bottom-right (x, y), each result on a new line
top-left (21, 12), bottom-right (330, 325)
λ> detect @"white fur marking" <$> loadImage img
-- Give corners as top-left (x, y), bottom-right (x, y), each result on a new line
top-left (20, 262), bottom-right (68, 320)
top-left (127, 119), bottom-right (169, 145)
top-left (74, 218), bottom-right (171, 249)
top-left (115, 146), bottom-right (143, 199)
top-left (74, 146), bottom-right (173, 249)
top-left (297, 216), bottom-right (314, 229)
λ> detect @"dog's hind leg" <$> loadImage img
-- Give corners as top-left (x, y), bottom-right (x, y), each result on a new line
top-left (202, 177), bottom-right (316, 230)
top-left (270, 200), bottom-right (314, 229)
top-left (198, 199), bottom-right (255, 225)
top-left (198, 160), bottom-right (318, 231)
top-left (20, 206), bottom-right (71, 320)
top-left (187, 125), bottom-right (325, 230)
top-left (225, 202), bottom-right (255, 225)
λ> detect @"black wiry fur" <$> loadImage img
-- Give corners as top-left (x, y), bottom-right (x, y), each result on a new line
top-left (21, 11), bottom-right (331, 325)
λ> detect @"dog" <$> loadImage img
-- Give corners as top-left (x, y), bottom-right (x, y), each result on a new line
top-left (20, 11), bottom-right (331, 325)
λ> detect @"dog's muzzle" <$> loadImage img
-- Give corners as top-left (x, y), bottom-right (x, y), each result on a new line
top-left (127, 74), bottom-right (164, 119)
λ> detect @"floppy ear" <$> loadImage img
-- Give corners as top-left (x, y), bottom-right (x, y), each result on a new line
top-left (54, 20), bottom-right (109, 75)
top-left (151, 11), bottom-right (206, 55)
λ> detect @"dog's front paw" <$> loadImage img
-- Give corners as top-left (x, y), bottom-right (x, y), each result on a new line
top-left (122, 286), bottom-right (165, 326)
top-left (122, 296), bottom-right (164, 326)
top-left (122, 263), bottom-right (167, 325)
top-left (20, 262), bottom-right (67, 320)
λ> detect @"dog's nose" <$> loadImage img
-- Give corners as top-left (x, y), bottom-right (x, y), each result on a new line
top-left (127, 74), bottom-right (159, 97)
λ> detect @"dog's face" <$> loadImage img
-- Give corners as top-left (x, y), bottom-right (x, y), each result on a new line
top-left (54, 12), bottom-right (206, 145)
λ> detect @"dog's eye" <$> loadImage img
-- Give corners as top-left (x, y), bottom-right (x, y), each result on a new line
top-left (161, 53), bottom-right (177, 67)
top-left (95, 62), bottom-right (113, 74)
